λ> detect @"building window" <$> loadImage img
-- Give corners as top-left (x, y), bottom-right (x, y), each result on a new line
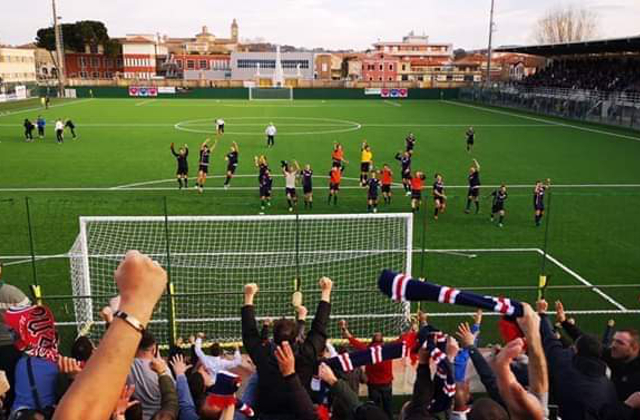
top-left (388, 77), bottom-right (393, 81)
top-left (92, 71), bottom-right (100, 78)
top-left (91, 57), bottom-right (100, 67)
top-left (80, 71), bottom-right (88, 78)
top-left (379, 64), bottom-right (383, 71)
top-left (79, 57), bottom-right (87, 67)
top-left (105, 58), bottom-right (113, 67)
top-left (379, 77), bottom-right (383, 81)
top-left (369, 77), bottom-right (373, 81)
top-left (177, 60), bottom-right (183, 69)
top-left (105, 71), bottom-right (113, 78)
top-left (187, 60), bottom-right (195, 69)
top-left (389, 64), bottom-right (393, 71)
top-left (199, 59), bottom-right (207, 69)
top-left (117, 58), bottom-right (123, 67)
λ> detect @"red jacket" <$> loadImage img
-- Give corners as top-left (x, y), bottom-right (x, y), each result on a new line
top-left (348, 337), bottom-right (393, 386)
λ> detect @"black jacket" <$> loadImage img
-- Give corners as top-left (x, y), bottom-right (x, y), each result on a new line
top-left (241, 300), bottom-right (331, 415)
top-left (542, 315), bottom-right (618, 420)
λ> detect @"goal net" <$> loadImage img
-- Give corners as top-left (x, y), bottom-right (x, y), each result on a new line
top-left (248, 86), bottom-right (293, 101)
top-left (69, 214), bottom-right (413, 344)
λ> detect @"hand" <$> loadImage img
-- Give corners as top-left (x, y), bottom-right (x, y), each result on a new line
top-left (625, 392), bottom-right (640, 409)
top-left (113, 385), bottom-right (138, 417)
top-left (196, 332), bottom-right (205, 340)
top-left (275, 341), bottom-right (295, 376)
top-left (516, 303), bottom-right (541, 336)
top-left (453, 381), bottom-right (470, 411)
top-left (417, 310), bottom-right (427, 325)
top-left (170, 142), bottom-right (174, 148)
top-left (188, 335), bottom-right (196, 345)
top-left (100, 306), bottom-right (114, 324)
top-left (555, 300), bottom-right (566, 323)
top-left (319, 277), bottom-right (333, 292)
top-left (244, 283), bottom-right (258, 305)
top-left (607, 319), bottom-right (615, 328)
top-left (338, 319), bottom-right (347, 330)
top-left (170, 354), bottom-right (192, 376)
top-left (150, 357), bottom-right (168, 375)
top-left (57, 356), bottom-right (83, 377)
top-left (295, 305), bottom-right (308, 321)
top-left (473, 309), bottom-right (483, 325)
top-left (495, 338), bottom-right (524, 368)
top-left (536, 299), bottom-right (548, 314)
top-left (456, 322), bottom-right (477, 348)
top-left (0, 370), bottom-right (10, 397)
top-left (262, 318), bottom-right (273, 328)
top-left (318, 362), bottom-right (338, 386)
top-left (446, 336), bottom-right (460, 361)
top-left (115, 251), bottom-right (167, 325)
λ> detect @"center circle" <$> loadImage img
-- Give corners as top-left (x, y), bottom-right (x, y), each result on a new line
top-left (174, 116), bottom-right (362, 136)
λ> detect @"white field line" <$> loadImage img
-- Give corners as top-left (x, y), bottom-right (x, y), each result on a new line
top-left (443, 100), bottom-right (640, 142)
top-left (383, 100), bottom-right (402, 108)
top-left (135, 99), bottom-right (156, 107)
top-left (0, 123), bottom-right (552, 128)
top-left (2, 181), bottom-right (640, 193)
top-left (538, 249), bottom-right (627, 311)
top-left (0, 98), bottom-right (94, 118)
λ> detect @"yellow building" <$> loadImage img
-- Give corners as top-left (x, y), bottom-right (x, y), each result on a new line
top-left (0, 47), bottom-right (36, 84)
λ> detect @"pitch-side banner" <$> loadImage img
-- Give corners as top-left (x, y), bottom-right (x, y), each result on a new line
top-left (381, 88), bottom-right (408, 98)
top-left (129, 86), bottom-right (158, 97)
top-left (158, 86), bottom-right (176, 94)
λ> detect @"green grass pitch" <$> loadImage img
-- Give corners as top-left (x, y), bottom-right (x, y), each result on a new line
top-left (1, 97), bottom-right (639, 347)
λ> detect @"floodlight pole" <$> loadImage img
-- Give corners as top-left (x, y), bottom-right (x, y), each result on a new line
top-left (52, 0), bottom-right (66, 97)
top-left (486, 0), bottom-right (495, 86)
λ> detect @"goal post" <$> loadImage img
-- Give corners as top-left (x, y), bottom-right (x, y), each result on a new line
top-left (69, 213), bottom-right (413, 344)
top-left (248, 86), bottom-right (293, 101)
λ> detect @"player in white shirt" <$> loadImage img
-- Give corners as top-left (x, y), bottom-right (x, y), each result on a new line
top-left (265, 123), bottom-right (277, 148)
top-left (194, 336), bottom-right (242, 377)
top-left (215, 118), bottom-right (225, 135)
top-left (282, 160), bottom-right (300, 212)
top-left (55, 119), bottom-right (65, 144)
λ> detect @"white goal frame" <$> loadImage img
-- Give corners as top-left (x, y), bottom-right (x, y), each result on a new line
top-left (69, 213), bottom-right (413, 342)
top-left (248, 86), bottom-right (294, 101)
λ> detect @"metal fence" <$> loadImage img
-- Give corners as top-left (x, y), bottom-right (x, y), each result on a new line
top-left (460, 85), bottom-right (640, 131)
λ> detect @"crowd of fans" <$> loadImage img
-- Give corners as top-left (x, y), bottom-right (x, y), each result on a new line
top-left (520, 58), bottom-right (640, 93)
top-left (1, 253), bottom-right (640, 420)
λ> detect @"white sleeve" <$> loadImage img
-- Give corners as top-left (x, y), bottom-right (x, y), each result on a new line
top-left (216, 350), bottom-right (243, 370)
top-left (194, 338), bottom-right (216, 373)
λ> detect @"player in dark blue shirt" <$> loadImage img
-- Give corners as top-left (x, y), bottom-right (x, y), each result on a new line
top-left (367, 171), bottom-right (381, 213)
top-left (65, 118), bottom-right (77, 139)
top-left (259, 169), bottom-right (273, 214)
top-left (196, 138), bottom-right (217, 193)
top-left (465, 159), bottom-right (481, 214)
top-left (534, 179), bottom-right (551, 226)
top-left (223, 141), bottom-right (239, 189)
top-left (466, 127), bottom-right (475, 152)
top-left (490, 184), bottom-right (508, 227)
top-left (170, 143), bottom-right (189, 189)
top-left (432, 173), bottom-right (447, 220)
top-left (405, 133), bottom-right (416, 155)
top-left (23, 119), bottom-right (35, 142)
top-left (395, 151), bottom-right (412, 195)
top-left (36, 116), bottom-right (45, 139)
top-left (301, 164), bottom-right (313, 209)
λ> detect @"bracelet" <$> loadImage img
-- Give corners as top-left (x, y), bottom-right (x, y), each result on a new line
top-left (114, 310), bottom-right (146, 334)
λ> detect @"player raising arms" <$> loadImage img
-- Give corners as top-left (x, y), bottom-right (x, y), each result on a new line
top-left (433, 173), bottom-right (447, 220)
top-left (301, 164), bottom-right (313, 209)
top-left (409, 171), bottom-right (426, 212)
top-left (534, 179), bottom-right (551, 227)
top-left (223, 141), bottom-right (239, 189)
top-left (395, 150), bottom-right (412, 196)
top-left (405, 132), bottom-right (416, 155)
top-left (466, 126), bottom-right (475, 152)
top-left (255, 155), bottom-right (269, 182)
top-left (360, 141), bottom-right (373, 186)
top-left (259, 169), bottom-right (273, 215)
top-left (380, 164), bottom-right (393, 204)
top-left (490, 184), bottom-right (508, 227)
top-left (196, 138), bottom-right (217, 194)
top-left (465, 159), bottom-right (481, 214)
top-left (331, 142), bottom-right (349, 172)
top-left (328, 165), bottom-right (341, 206)
top-left (170, 143), bottom-right (189, 189)
top-left (367, 171), bottom-right (381, 213)
top-left (282, 160), bottom-right (300, 212)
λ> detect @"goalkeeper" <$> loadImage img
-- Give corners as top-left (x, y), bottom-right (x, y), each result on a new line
top-left (241, 277), bottom-right (333, 417)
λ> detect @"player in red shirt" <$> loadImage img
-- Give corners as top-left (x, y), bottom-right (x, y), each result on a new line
top-left (410, 171), bottom-right (426, 213)
top-left (328, 165), bottom-right (341, 205)
top-left (380, 164), bottom-right (393, 204)
top-left (331, 142), bottom-right (349, 172)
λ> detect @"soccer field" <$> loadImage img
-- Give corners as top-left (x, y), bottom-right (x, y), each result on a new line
top-left (1, 97), bottom-right (639, 346)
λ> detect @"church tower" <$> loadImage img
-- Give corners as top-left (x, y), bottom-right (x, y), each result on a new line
top-left (231, 19), bottom-right (239, 42)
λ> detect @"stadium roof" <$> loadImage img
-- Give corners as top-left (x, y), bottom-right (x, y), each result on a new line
top-left (495, 35), bottom-right (640, 57)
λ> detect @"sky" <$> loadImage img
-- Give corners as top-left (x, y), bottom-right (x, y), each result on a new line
top-left (1, 0), bottom-right (639, 51)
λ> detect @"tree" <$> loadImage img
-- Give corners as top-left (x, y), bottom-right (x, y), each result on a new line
top-left (35, 20), bottom-right (112, 53)
top-left (454, 48), bottom-right (467, 60)
top-left (534, 6), bottom-right (599, 44)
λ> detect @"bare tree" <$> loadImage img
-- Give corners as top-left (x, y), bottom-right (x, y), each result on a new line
top-left (534, 5), bottom-right (599, 44)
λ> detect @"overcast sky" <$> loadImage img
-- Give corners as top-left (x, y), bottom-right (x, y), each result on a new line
top-left (1, 0), bottom-right (639, 51)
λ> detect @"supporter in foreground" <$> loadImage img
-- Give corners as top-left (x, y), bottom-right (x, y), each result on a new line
top-left (52, 250), bottom-right (168, 420)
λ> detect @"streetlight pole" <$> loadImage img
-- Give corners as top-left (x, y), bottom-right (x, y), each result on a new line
top-left (52, 0), bottom-right (66, 97)
top-left (486, 0), bottom-right (495, 86)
